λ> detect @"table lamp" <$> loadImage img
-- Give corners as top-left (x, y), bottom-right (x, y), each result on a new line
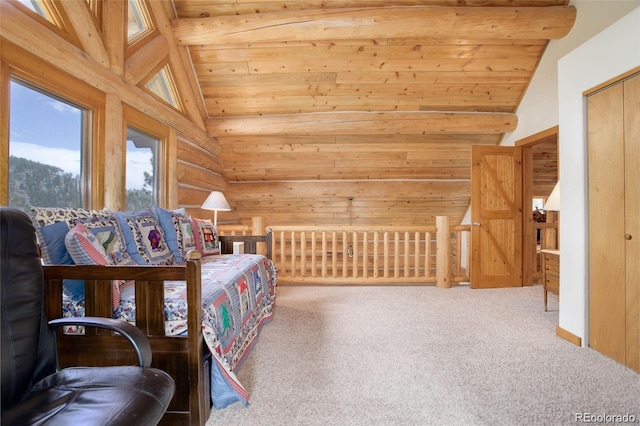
top-left (201, 191), bottom-right (231, 226)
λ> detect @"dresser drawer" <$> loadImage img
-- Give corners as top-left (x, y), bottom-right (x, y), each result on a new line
top-left (542, 250), bottom-right (560, 310)
top-left (545, 275), bottom-right (559, 294)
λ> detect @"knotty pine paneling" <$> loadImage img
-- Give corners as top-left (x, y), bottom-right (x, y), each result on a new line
top-left (225, 181), bottom-right (470, 227)
top-left (174, 1), bottom-right (569, 18)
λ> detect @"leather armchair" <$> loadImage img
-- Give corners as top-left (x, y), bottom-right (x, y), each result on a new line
top-left (1, 207), bottom-right (175, 425)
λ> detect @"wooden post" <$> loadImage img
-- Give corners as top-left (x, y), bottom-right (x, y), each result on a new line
top-left (436, 216), bottom-right (451, 288)
top-left (252, 216), bottom-right (266, 255)
top-left (279, 231), bottom-right (286, 276)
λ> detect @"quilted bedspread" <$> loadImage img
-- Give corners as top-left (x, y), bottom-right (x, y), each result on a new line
top-left (63, 254), bottom-right (278, 409)
top-left (198, 254), bottom-right (277, 408)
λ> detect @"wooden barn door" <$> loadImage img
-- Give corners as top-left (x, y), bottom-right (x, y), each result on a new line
top-left (471, 146), bottom-right (523, 288)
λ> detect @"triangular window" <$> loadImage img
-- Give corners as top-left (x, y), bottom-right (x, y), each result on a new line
top-left (16, 0), bottom-right (64, 28)
top-left (145, 65), bottom-right (182, 111)
top-left (128, 0), bottom-right (153, 44)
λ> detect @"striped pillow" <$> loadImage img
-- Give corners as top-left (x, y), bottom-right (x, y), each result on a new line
top-left (65, 223), bottom-right (126, 310)
top-left (65, 223), bottom-right (112, 266)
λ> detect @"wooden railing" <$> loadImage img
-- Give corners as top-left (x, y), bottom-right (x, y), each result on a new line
top-left (267, 216), bottom-right (470, 286)
top-left (217, 217), bottom-right (261, 236)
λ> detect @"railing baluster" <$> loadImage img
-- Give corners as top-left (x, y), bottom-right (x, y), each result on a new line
top-left (383, 232), bottom-right (389, 278)
top-left (322, 231), bottom-right (328, 278)
top-left (404, 231), bottom-right (410, 278)
top-left (456, 230), bottom-right (462, 278)
top-left (426, 231), bottom-right (432, 279)
top-left (280, 231), bottom-right (286, 276)
top-left (373, 231), bottom-right (379, 278)
top-left (300, 231), bottom-right (306, 277)
top-left (362, 231), bottom-right (369, 279)
top-left (414, 231), bottom-right (420, 278)
top-left (352, 231), bottom-right (358, 278)
top-left (330, 232), bottom-right (336, 277)
top-left (342, 231), bottom-right (348, 278)
top-left (291, 231), bottom-right (297, 278)
top-left (311, 231), bottom-right (317, 277)
top-left (394, 232), bottom-right (400, 279)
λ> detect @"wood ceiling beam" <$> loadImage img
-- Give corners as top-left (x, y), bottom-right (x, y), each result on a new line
top-left (0, 2), bottom-right (211, 150)
top-left (172, 6), bottom-right (576, 45)
top-left (57, 0), bottom-right (110, 68)
top-left (123, 33), bottom-right (169, 85)
top-left (207, 111), bottom-right (517, 136)
top-left (102, 0), bottom-right (126, 77)
top-left (147, 0), bottom-right (208, 129)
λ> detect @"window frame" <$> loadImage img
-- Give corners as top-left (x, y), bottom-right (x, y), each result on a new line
top-left (122, 104), bottom-right (170, 209)
top-left (1, 41), bottom-right (106, 208)
top-left (11, 1), bottom-right (83, 49)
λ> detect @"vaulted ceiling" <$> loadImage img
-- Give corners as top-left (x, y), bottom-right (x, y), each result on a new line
top-left (170, 0), bottom-right (570, 224)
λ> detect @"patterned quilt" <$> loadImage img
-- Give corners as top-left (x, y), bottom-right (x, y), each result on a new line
top-left (63, 254), bottom-right (277, 409)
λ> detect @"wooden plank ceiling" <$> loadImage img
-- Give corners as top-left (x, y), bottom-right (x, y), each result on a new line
top-left (171, 0), bottom-right (571, 225)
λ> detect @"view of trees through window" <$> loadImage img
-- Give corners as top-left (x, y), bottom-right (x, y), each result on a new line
top-left (8, 80), bottom-right (84, 210)
top-left (9, 156), bottom-right (82, 209)
top-left (125, 127), bottom-right (158, 211)
top-left (9, 78), bottom-right (161, 212)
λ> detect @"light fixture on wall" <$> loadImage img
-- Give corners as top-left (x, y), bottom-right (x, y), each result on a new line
top-left (201, 191), bottom-right (231, 226)
top-left (544, 181), bottom-right (560, 211)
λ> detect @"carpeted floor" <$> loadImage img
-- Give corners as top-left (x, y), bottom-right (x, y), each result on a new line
top-left (206, 285), bottom-right (640, 425)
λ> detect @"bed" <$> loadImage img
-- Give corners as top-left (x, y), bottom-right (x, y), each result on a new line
top-left (34, 206), bottom-right (277, 425)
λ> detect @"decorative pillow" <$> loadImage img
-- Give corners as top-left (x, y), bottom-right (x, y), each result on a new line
top-left (114, 209), bottom-right (175, 265)
top-left (154, 207), bottom-right (197, 263)
top-left (191, 217), bottom-right (221, 256)
top-left (64, 223), bottom-right (133, 310)
top-left (65, 223), bottom-right (112, 266)
top-left (30, 207), bottom-right (113, 265)
top-left (77, 214), bottom-right (131, 265)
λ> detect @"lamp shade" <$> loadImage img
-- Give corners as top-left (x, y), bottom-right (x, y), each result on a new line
top-left (544, 181), bottom-right (560, 211)
top-left (201, 191), bottom-right (231, 212)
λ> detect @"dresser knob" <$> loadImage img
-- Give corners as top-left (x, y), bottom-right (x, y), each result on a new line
top-left (624, 234), bottom-right (632, 240)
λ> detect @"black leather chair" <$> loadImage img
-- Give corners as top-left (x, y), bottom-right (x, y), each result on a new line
top-left (1, 207), bottom-right (175, 425)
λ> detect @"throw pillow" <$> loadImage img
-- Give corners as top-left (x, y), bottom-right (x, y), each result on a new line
top-left (114, 209), bottom-right (175, 265)
top-left (154, 206), bottom-right (197, 263)
top-left (64, 223), bottom-right (112, 266)
top-left (30, 207), bottom-right (113, 265)
top-left (64, 223), bottom-right (132, 310)
top-left (78, 214), bottom-right (130, 265)
top-left (191, 217), bottom-right (221, 256)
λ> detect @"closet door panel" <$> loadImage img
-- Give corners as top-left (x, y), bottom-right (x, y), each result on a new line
top-left (588, 82), bottom-right (626, 365)
top-left (624, 75), bottom-right (640, 371)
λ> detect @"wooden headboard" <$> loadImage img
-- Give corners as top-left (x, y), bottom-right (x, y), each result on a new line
top-left (218, 232), bottom-right (272, 259)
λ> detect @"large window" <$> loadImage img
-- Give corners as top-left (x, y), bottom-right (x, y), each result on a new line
top-left (8, 79), bottom-right (89, 210)
top-left (126, 126), bottom-right (159, 211)
top-left (123, 104), bottom-right (169, 211)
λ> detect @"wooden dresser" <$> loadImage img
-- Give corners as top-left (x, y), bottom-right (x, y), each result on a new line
top-left (541, 249), bottom-right (560, 311)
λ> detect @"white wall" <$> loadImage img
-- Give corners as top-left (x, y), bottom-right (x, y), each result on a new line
top-left (502, 0), bottom-right (640, 146)
top-left (462, 1), bottom-right (639, 227)
top-left (557, 6), bottom-right (640, 344)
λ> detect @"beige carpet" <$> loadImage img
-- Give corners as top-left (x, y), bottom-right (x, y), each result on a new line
top-left (206, 285), bottom-right (640, 425)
